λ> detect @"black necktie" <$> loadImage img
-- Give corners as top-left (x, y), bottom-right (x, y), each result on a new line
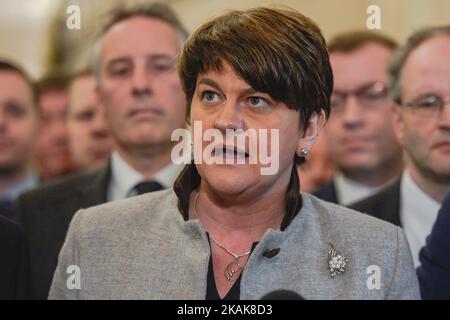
top-left (0, 198), bottom-right (13, 218)
top-left (134, 181), bottom-right (164, 195)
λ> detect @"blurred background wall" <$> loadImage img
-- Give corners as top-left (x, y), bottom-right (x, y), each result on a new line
top-left (0, 0), bottom-right (449, 80)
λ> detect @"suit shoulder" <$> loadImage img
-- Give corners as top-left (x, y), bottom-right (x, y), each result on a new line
top-left (72, 189), bottom-right (179, 236)
top-left (16, 171), bottom-right (99, 203)
top-left (349, 180), bottom-right (400, 216)
top-left (0, 216), bottom-right (23, 241)
top-left (312, 181), bottom-right (337, 203)
top-left (303, 192), bottom-right (399, 237)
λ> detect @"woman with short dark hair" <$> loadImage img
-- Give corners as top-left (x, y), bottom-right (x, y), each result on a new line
top-left (49, 7), bottom-right (420, 300)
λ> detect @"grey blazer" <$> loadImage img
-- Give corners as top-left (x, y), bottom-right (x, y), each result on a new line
top-left (48, 190), bottom-right (420, 300)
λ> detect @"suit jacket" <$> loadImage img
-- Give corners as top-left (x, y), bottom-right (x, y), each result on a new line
top-left (312, 180), bottom-right (339, 204)
top-left (12, 166), bottom-right (109, 300)
top-left (0, 216), bottom-right (31, 299)
top-left (49, 190), bottom-right (419, 299)
top-left (349, 180), bottom-right (401, 227)
top-left (417, 191), bottom-right (450, 299)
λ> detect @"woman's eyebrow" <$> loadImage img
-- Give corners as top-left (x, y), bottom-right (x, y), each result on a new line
top-left (198, 78), bottom-right (259, 96)
top-left (197, 78), bottom-right (222, 92)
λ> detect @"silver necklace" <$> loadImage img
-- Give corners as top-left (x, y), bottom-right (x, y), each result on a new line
top-left (192, 192), bottom-right (251, 282)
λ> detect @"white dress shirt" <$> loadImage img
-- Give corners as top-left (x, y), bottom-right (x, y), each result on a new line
top-left (107, 151), bottom-right (183, 202)
top-left (1, 171), bottom-right (39, 202)
top-left (334, 172), bottom-right (381, 206)
top-left (400, 170), bottom-right (440, 267)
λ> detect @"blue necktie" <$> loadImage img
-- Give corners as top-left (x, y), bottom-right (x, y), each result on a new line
top-left (0, 198), bottom-right (13, 218)
top-left (134, 181), bottom-right (164, 195)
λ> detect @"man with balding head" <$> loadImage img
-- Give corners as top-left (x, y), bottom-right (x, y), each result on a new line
top-left (352, 25), bottom-right (450, 267)
top-left (13, 3), bottom-right (188, 299)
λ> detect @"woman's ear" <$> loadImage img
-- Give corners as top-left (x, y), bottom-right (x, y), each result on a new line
top-left (296, 110), bottom-right (326, 157)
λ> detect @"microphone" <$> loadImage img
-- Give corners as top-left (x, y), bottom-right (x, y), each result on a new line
top-left (260, 290), bottom-right (305, 300)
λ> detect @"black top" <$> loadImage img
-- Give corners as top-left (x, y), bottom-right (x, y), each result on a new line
top-left (205, 235), bottom-right (258, 300)
top-left (205, 253), bottom-right (242, 300)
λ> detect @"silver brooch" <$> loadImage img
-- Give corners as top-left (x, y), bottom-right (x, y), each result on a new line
top-left (328, 243), bottom-right (348, 278)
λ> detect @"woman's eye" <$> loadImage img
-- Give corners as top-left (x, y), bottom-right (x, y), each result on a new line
top-left (248, 96), bottom-right (270, 108)
top-left (201, 91), bottom-right (219, 103)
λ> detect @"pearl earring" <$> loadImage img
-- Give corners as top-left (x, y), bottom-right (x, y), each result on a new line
top-left (299, 147), bottom-right (308, 157)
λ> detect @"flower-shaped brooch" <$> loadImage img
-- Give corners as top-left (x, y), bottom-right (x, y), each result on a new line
top-left (328, 243), bottom-right (348, 278)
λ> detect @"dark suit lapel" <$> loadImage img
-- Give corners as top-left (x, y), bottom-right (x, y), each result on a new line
top-left (59, 163), bottom-right (111, 224)
top-left (312, 180), bottom-right (339, 204)
top-left (79, 163), bottom-right (111, 205)
top-left (350, 178), bottom-right (402, 227)
top-left (381, 180), bottom-right (401, 227)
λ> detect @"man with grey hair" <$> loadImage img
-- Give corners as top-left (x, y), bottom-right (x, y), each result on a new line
top-left (352, 25), bottom-right (450, 267)
top-left (13, 2), bottom-right (188, 299)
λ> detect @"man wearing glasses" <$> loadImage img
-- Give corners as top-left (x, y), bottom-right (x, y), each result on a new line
top-left (314, 31), bottom-right (403, 205)
top-left (13, 3), bottom-right (188, 299)
top-left (352, 26), bottom-right (450, 268)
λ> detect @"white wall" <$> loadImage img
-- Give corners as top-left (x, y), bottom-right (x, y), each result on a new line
top-left (0, 0), bottom-right (449, 79)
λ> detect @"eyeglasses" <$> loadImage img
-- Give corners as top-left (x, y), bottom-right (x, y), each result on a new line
top-left (401, 94), bottom-right (450, 117)
top-left (330, 81), bottom-right (389, 112)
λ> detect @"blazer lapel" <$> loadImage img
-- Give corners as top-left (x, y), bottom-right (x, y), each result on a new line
top-left (80, 163), bottom-right (111, 206)
top-left (380, 180), bottom-right (401, 227)
top-left (312, 180), bottom-right (339, 204)
top-left (59, 163), bottom-right (111, 224)
top-left (349, 179), bottom-right (402, 227)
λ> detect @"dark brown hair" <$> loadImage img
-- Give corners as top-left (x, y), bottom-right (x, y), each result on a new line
top-left (175, 7), bottom-right (333, 229)
top-left (0, 60), bottom-right (36, 105)
top-left (328, 30), bottom-right (397, 54)
top-left (35, 73), bottom-right (71, 101)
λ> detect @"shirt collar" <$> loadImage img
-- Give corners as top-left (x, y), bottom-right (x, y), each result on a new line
top-left (400, 170), bottom-right (440, 267)
top-left (1, 171), bottom-right (39, 201)
top-left (108, 151), bottom-right (183, 201)
top-left (154, 161), bottom-right (184, 189)
top-left (334, 171), bottom-right (380, 205)
top-left (401, 170), bottom-right (440, 210)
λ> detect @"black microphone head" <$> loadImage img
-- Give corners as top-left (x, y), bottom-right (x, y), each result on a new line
top-left (260, 290), bottom-right (305, 300)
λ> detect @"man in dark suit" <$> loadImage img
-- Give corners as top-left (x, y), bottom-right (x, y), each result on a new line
top-left (0, 61), bottom-right (39, 219)
top-left (417, 190), bottom-right (450, 299)
top-left (13, 2), bottom-right (188, 299)
top-left (313, 31), bottom-right (403, 205)
top-left (351, 26), bottom-right (450, 267)
top-left (350, 180), bottom-right (401, 226)
top-left (0, 215), bottom-right (31, 299)
top-left (13, 168), bottom-right (109, 299)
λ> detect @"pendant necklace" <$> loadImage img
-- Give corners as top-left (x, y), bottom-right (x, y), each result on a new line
top-left (192, 192), bottom-right (251, 282)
